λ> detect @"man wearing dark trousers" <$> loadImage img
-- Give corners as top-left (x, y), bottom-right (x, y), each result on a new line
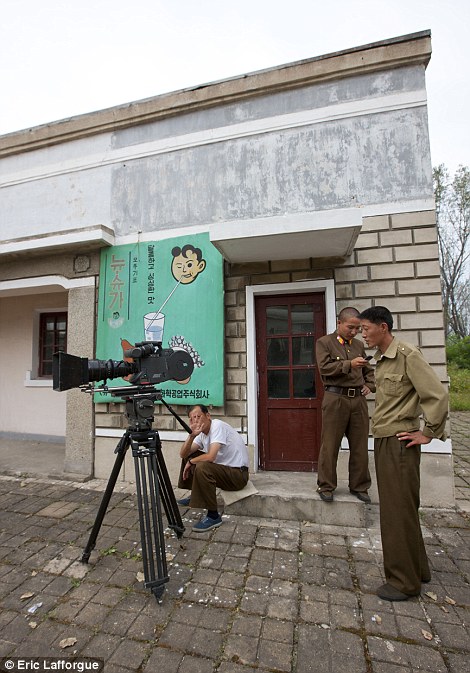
top-left (360, 306), bottom-right (448, 601)
top-left (177, 404), bottom-right (249, 532)
top-left (316, 307), bottom-right (375, 503)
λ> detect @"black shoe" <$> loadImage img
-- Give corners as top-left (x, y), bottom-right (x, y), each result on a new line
top-left (318, 490), bottom-right (333, 502)
top-left (350, 490), bottom-right (371, 504)
top-left (376, 583), bottom-right (418, 601)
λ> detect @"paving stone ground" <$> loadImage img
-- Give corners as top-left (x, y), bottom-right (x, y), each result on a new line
top-left (0, 414), bottom-right (469, 673)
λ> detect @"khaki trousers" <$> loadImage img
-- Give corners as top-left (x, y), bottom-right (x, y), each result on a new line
top-left (178, 453), bottom-right (249, 511)
top-left (317, 391), bottom-right (371, 493)
top-left (374, 436), bottom-right (431, 595)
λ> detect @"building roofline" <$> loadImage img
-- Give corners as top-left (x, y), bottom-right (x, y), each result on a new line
top-left (0, 30), bottom-right (431, 158)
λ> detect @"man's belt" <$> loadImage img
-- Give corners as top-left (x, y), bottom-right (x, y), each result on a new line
top-left (325, 386), bottom-right (362, 398)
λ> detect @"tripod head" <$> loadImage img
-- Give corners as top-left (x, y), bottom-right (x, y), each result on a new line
top-left (88, 384), bottom-right (192, 434)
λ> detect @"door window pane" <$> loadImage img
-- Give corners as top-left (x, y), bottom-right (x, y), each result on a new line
top-left (267, 370), bottom-right (289, 398)
top-left (292, 336), bottom-right (314, 365)
top-left (293, 370), bottom-right (316, 398)
top-left (58, 333), bottom-right (67, 350)
top-left (291, 304), bottom-right (314, 334)
top-left (266, 306), bottom-right (288, 334)
top-left (267, 338), bottom-right (289, 366)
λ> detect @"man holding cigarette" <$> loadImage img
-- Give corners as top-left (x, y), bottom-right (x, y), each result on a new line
top-left (316, 307), bottom-right (375, 503)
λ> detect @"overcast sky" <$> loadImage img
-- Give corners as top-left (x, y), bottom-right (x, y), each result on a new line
top-left (1, 0), bottom-right (468, 174)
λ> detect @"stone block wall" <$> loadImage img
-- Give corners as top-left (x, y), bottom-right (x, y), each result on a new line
top-left (335, 209), bottom-right (447, 381)
top-left (222, 207), bottom-right (447, 440)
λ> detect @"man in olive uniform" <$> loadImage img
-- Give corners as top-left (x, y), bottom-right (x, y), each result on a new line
top-left (360, 306), bottom-right (448, 601)
top-left (316, 307), bottom-right (375, 503)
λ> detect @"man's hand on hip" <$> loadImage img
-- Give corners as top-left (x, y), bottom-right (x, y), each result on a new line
top-left (396, 430), bottom-right (431, 448)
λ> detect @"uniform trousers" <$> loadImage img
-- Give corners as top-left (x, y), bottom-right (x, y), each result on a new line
top-left (317, 391), bottom-right (371, 493)
top-left (374, 436), bottom-right (431, 595)
top-left (178, 452), bottom-right (249, 510)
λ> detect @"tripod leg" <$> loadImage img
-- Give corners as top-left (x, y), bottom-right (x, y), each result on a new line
top-left (155, 442), bottom-right (185, 538)
top-left (133, 444), bottom-right (169, 600)
top-left (81, 431), bottom-right (130, 563)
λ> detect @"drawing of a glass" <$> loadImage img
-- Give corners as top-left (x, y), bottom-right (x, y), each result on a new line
top-left (144, 312), bottom-right (165, 342)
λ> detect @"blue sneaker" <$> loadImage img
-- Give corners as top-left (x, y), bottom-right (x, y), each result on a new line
top-left (177, 496), bottom-right (191, 507)
top-left (192, 515), bottom-right (223, 532)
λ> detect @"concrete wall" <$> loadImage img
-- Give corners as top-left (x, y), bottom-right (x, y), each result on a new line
top-left (63, 284), bottom-right (96, 476)
top-left (0, 66), bottom-right (431, 242)
top-left (0, 251), bottom-right (99, 475)
top-left (0, 292), bottom-right (67, 439)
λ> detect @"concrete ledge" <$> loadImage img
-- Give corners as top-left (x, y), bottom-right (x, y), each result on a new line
top-left (225, 450), bottom-right (455, 524)
top-left (223, 470), bottom-right (378, 526)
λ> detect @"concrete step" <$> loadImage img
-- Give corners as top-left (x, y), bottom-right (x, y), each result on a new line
top-left (223, 471), bottom-right (380, 527)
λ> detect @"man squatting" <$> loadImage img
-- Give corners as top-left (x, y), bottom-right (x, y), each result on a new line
top-left (360, 306), bottom-right (449, 601)
top-left (177, 404), bottom-right (249, 532)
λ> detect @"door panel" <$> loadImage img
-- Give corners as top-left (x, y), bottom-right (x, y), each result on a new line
top-left (256, 293), bottom-right (325, 471)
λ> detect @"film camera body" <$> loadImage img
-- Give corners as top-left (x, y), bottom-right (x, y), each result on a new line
top-left (53, 341), bottom-right (194, 391)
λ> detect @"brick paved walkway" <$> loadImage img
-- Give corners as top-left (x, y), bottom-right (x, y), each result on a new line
top-left (0, 414), bottom-right (469, 672)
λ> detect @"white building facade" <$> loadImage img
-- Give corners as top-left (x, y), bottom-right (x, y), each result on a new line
top-left (0, 31), bottom-right (452, 503)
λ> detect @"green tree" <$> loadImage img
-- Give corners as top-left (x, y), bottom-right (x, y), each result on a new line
top-left (433, 164), bottom-right (470, 337)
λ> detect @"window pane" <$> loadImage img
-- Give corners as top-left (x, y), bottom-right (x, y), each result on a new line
top-left (266, 306), bottom-right (288, 334)
top-left (293, 370), bottom-right (316, 398)
top-left (267, 370), bottom-right (289, 398)
top-left (267, 338), bottom-right (289, 366)
top-left (292, 336), bottom-right (314, 365)
top-left (43, 345), bottom-right (53, 361)
top-left (42, 362), bottom-right (53, 376)
top-left (39, 312), bottom-right (67, 377)
top-left (291, 304), bottom-right (314, 334)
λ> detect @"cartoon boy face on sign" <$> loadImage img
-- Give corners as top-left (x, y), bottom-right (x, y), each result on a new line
top-left (171, 245), bottom-right (206, 284)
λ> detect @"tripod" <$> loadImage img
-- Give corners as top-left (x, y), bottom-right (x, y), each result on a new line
top-left (81, 385), bottom-right (190, 600)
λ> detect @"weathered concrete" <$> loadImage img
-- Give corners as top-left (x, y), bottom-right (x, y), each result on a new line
top-left (0, 32), bottom-right (431, 157)
top-left (63, 285), bottom-right (96, 477)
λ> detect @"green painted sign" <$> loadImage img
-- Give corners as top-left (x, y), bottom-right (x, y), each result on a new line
top-left (95, 233), bottom-right (224, 405)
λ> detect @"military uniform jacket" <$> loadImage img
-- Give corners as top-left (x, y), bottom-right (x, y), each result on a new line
top-left (372, 338), bottom-right (448, 439)
top-left (316, 331), bottom-right (375, 391)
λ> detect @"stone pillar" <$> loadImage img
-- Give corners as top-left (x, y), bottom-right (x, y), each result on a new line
top-left (63, 283), bottom-right (96, 477)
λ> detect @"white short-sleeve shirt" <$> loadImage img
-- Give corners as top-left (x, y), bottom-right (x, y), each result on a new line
top-left (194, 419), bottom-right (249, 468)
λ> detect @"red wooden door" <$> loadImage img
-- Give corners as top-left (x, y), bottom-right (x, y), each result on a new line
top-left (255, 293), bottom-right (325, 471)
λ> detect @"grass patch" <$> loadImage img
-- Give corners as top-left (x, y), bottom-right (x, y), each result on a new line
top-left (448, 364), bottom-right (470, 411)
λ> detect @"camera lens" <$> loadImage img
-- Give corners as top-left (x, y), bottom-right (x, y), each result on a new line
top-left (87, 359), bottom-right (135, 383)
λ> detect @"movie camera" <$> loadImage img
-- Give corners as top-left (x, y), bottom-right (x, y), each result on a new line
top-left (52, 340), bottom-right (194, 391)
top-left (52, 341), bottom-right (195, 601)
